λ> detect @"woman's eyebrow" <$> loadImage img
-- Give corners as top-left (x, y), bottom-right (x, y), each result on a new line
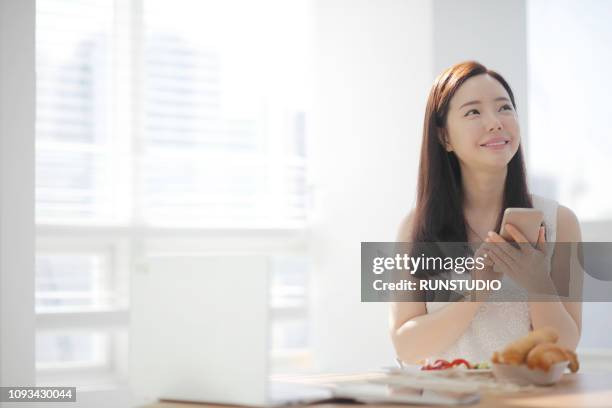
top-left (458, 96), bottom-right (511, 110)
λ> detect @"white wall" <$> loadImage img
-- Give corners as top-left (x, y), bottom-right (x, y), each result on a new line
top-left (310, 0), bottom-right (433, 372)
top-left (0, 0), bottom-right (36, 399)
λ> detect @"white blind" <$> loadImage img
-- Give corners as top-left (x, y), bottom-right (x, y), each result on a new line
top-left (36, 0), bottom-right (121, 224)
top-left (36, 0), bottom-right (313, 228)
top-left (141, 0), bottom-right (312, 228)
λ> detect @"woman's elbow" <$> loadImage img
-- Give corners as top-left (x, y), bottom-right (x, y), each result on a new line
top-left (390, 327), bottom-right (423, 365)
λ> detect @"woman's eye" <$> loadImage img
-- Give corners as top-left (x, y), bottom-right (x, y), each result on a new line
top-left (500, 104), bottom-right (513, 111)
top-left (464, 109), bottom-right (479, 117)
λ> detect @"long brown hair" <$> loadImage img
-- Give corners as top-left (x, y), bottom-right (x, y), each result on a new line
top-left (412, 61), bottom-right (532, 242)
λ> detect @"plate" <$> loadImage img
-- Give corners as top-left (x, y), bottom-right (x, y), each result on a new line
top-left (420, 366), bottom-right (493, 375)
top-left (384, 364), bottom-right (492, 375)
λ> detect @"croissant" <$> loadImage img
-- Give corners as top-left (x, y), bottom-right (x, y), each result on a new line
top-left (491, 351), bottom-right (501, 364)
top-left (526, 342), bottom-right (579, 373)
top-left (499, 327), bottom-right (559, 365)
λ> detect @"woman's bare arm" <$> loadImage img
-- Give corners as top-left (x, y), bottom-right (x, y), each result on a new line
top-left (389, 212), bottom-right (484, 364)
top-left (528, 205), bottom-right (583, 351)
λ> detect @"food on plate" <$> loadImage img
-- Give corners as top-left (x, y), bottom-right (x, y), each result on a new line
top-left (526, 343), bottom-right (579, 373)
top-left (492, 327), bottom-right (579, 374)
top-left (420, 358), bottom-right (489, 371)
top-left (496, 326), bottom-right (559, 365)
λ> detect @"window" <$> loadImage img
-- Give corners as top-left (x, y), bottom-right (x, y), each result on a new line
top-left (141, 0), bottom-right (311, 227)
top-left (527, 0), bottom-right (612, 221)
top-left (36, 0), bottom-right (122, 225)
top-left (35, 0), bottom-right (314, 392)
top-left (36, 253), bottom-right (112, 310)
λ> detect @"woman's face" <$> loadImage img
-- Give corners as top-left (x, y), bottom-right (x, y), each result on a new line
top-left (443, 74), bottom-right (520, 171)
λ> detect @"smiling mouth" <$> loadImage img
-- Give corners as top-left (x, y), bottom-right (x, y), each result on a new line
top-left (480, 141), bottom-right (509, 147)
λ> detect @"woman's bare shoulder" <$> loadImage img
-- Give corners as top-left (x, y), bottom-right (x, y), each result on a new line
top-left (397, 209), bottom-right (416, 242)
top-left (556, 205), bottom-right (582, 242)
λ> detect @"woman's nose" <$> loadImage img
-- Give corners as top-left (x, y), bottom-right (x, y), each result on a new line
top-left (485, 113), bottom-right (503, 132)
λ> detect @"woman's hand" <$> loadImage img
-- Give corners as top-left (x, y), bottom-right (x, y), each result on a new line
top-left (467, 242), bottom-right (501, 302)
top-left (483, 224), bottom-right (555, 295)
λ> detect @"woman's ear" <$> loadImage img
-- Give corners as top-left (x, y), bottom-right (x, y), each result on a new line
top-left (439, 128), bottom-right (453, 152)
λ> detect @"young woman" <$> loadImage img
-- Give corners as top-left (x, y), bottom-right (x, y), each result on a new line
top-left (390, 61), bottom-right (582, 364)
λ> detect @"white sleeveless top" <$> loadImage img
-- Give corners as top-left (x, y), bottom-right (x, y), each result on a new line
top-left (424, 194), bottom-right (559, 363)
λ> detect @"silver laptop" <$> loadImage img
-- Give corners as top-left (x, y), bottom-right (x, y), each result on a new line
top-left (129, 255), bottom-right (331, 407)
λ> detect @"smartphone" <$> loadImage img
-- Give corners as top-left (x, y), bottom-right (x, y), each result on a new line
top-left (499, 208), bottom-right (544, 245)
